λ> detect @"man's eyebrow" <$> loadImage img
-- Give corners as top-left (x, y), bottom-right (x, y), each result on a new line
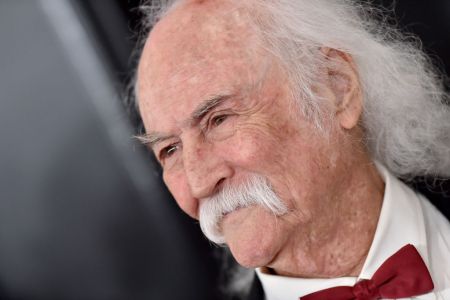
top-left (187, 94), bottom-right (234, 125)
top-left (135, 94), bottom-right (234, 149)
top-left (135, 132), bottom-right (176, 150)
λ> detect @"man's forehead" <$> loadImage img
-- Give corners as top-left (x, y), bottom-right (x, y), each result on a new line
top-left (138, 80), bottom-right (235, 126)
top-left (136, 0), bottom-right (267, 131)
top-left (138, 0), bottom-right (258, 72)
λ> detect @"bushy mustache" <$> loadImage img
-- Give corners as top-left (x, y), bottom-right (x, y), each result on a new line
top-left (199, 174), bottom-right (288, 244)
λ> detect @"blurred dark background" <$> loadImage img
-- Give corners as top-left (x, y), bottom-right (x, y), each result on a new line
top-left (0, 1), bottom-right (448, 300)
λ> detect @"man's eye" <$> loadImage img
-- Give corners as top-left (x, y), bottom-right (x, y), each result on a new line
top-left (211, 115), bottom-right (227, 127)
top-left (160, 144), bottom-right (179, 161)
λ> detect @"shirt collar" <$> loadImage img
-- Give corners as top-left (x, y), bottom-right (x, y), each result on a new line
top-left (256, 163), bottom-right (429, 300)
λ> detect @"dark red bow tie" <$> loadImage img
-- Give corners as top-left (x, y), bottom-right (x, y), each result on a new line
top-left (300, 244), bottom-right (434, 300)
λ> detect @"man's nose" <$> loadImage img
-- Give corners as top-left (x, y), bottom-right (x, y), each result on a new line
top-left (182, 139), bottom-right (233, 199)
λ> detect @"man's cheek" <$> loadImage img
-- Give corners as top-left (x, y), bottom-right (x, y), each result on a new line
top-left (164, 172), bottom-right (199, 219)
top-left (223, 130), bottom-right (268, 162)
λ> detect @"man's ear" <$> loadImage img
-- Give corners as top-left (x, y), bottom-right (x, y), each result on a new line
top-left (320, 47), bottom-right (363, 130)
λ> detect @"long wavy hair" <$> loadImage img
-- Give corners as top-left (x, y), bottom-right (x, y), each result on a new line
top-left (129, 0), bottom-right (450, 179)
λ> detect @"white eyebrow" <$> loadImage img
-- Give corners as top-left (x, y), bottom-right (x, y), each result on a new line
top-left (136, 93), bottom-right (235, 149)
top-left (134, 132), bottom-right (177, 150)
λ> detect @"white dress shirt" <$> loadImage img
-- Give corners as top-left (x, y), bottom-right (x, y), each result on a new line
top-left (256, 164), bottom-right (450, 300)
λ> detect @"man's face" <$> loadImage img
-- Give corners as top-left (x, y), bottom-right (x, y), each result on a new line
top-left (137, 1), bottom-right (355, 271)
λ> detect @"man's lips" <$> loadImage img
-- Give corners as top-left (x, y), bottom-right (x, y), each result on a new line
top-left (221, 204), bottom-right (259, 223)
top-left (222, 205), bottom-right (246, 218)
top-left (220, 207), bottom-right (245, 233)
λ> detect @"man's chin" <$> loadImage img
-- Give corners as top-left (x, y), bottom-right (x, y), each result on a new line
top-left (221, 206), bottom-right (279, 268)
top-left (226, 236), bottom-right (276, 269)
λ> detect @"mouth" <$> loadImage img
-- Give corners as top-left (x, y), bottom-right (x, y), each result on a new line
top-left (222, 205), bottom-right (246, 218)
top-left (221, 204), bottom-right (259, 223)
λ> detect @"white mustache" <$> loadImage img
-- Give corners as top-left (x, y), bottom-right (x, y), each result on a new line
top-left (198, 174), bottom-right (288, 244)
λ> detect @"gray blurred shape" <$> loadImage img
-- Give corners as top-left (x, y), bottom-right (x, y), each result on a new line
top-left (0, 1), bottom-right (218, 300)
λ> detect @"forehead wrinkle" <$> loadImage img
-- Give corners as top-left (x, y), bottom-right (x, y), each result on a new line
top-left (166, 59), bottom-right (212, 88)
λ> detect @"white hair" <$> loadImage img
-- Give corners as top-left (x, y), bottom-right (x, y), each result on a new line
top-left (134, 0), bottom-right (450, 180)
top-left (199, 174), bottom-right (287, 244)
top-left (198, 174), bottom-right (286, 299)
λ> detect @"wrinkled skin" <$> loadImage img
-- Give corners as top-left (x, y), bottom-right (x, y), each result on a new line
top-left (137, 0), bottom-right (384, 278)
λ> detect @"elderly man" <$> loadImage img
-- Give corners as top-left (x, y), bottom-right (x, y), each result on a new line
top-left (133, 0), bottom-right (450, 299)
